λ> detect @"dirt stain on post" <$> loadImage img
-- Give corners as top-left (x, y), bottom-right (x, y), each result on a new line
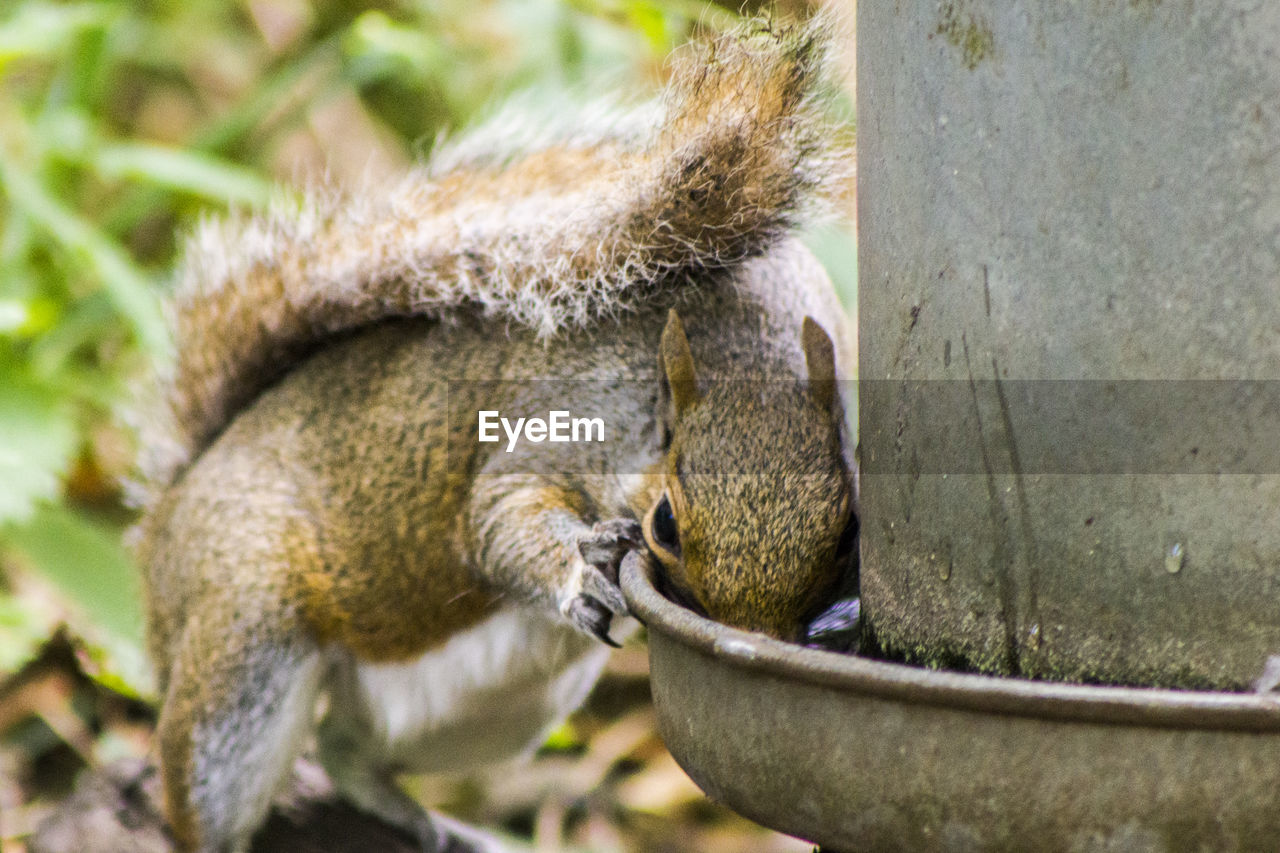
top-left (937, 2), bottom-right (995, 70)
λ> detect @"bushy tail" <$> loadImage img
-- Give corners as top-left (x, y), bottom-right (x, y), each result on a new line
top-left (131, 15), bottom-right (850, 508)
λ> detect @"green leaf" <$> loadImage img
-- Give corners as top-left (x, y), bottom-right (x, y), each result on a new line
top-left (623, 1), bottom-right (673, 51)
top-left (0, 2), bottom-right (110, 71)
top-left (0, 368), bottom-right (78, 523)
top-left (191, 35), bottom-right (342, 154)
top-left (541, 721), bottom-right (582, 752)
top-left (0, 591), bottom-right (55, 675)
top-left (76, 627), bottom-right (153, 700)
top-left (345, 11), bottom-right (449, 84)
top-left (2, 504), bottom-right (153, 696)
top-left (93, 142), bottom-right (274, 207)
top-left (0, 299), bottom-right (29, 333)
top-left (26, 290), bottom-right (116, 376)
top-left (0, 147), bottom-right (169, 355)
top-left (2, 503), bottom-right (144, 647)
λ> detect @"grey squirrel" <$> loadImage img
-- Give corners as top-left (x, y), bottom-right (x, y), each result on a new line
top-left (129, 16), bottom-right (856, 852)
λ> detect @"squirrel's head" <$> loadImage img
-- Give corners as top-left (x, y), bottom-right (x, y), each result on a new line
top-left (642, 309), bottom-right (857, 642)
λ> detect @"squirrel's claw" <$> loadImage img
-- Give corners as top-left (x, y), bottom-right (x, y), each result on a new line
top-left (578, 518), bottom-right (644, 584)
top-left (580, 564), bottom-right (628, 615)
top-left (566, 594), bottom-right (623, 648)
top-left (568, 518), bottom-right (640, 646)
top-left (567, 565), bottom-right (627, 647)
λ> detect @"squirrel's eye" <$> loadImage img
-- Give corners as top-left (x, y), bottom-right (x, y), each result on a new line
top-left (835, 514), bottom-right (858, 561)
top-left (649, 494), bottom-right (681, 556)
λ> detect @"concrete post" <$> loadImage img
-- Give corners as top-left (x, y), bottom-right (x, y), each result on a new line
top-left (859, 1), bottom-right (1280, 687)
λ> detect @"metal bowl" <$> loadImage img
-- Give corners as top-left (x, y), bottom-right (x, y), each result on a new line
top-left (620, 553), bottom-right (1280, 852)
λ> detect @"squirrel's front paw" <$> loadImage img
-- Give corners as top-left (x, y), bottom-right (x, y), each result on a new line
top-left (563, 519), bottom-right (642, 646)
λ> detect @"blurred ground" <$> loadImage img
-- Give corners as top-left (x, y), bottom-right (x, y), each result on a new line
top-left (0, 625), bottom-right (814, 852)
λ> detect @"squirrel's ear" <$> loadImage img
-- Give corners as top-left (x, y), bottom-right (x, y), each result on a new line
top-left (660, 309), bottom-right (701, 416)
top-left (802, 316), bottom-right (837, 413)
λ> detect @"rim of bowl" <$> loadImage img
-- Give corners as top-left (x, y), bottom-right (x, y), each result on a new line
top-left (619, 552), bottom-right (1280, 732)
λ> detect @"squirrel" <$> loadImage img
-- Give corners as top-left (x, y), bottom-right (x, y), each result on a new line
top-left (127, 16), bottom-right (857, 853)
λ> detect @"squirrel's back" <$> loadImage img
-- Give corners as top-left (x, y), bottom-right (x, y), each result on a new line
top-left (138, 237), bottom-right (846, 669)
top-left (129, 16), bottom-right (851, 514)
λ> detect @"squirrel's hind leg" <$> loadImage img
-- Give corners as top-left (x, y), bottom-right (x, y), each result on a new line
top-left (316, 705), bottom-right (494, 853)
top-left (156, 622), bottom-right (323, 852)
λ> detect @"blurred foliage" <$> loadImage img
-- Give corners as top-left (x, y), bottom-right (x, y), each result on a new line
top-left (0, 0), bottom-right (757, 694)
top-left (0, 0), bottom-right (851, 847)
top-left (5, 1), bottom-right (855, 845)
top-left (0, 0), bottom-right (854, 688)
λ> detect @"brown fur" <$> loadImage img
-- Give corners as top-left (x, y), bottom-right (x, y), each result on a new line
top-left (128, 16), bottom-right (849, 517)
top-left (132, 17), bottom-right (855, 853)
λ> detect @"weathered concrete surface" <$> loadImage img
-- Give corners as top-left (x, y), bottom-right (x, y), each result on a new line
top-left (859, 1), bottom-right (1280, 687)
